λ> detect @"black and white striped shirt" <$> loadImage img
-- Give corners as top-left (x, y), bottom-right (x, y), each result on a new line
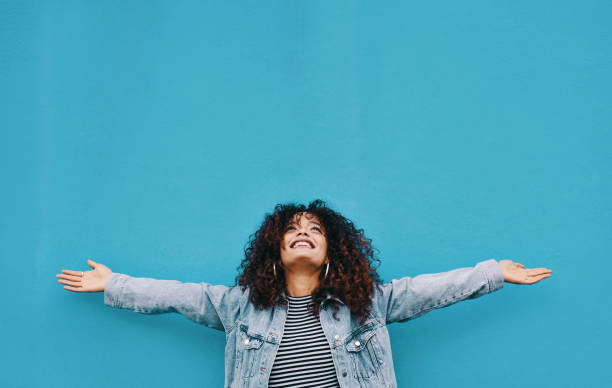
top-left (268, 294), bottom-right (341, 388)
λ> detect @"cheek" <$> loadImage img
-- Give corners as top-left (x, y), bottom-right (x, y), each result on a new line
top-left (320, 240), bottom-right (328, 252)
top-left (281, 235), bottom-right (289, 247)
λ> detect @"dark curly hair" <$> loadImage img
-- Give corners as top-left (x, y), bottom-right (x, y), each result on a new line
top-left (234, 199), bottom-right (382, 325)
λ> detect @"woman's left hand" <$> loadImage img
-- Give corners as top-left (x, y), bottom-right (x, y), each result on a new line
top-left (498, 260), bottom-right (552, 284)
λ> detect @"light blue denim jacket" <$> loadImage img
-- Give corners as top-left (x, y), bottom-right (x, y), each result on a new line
top-left (104, 259), bottom-right (504, 388)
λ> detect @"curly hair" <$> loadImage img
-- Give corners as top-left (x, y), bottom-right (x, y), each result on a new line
top-left (235, 199), bottom-right (381, 325)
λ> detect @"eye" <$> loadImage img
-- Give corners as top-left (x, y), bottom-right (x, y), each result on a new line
top-left (286, 226), bottom-right (296, 231)
top-left (311, 226), bottom-right (322, 232)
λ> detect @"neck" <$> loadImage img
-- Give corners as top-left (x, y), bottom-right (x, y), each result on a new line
top-left (285, 270), bottom-right (321, 297)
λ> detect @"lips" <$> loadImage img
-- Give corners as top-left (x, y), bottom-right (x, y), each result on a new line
top-left (290, 238), bottom-right (314, 248)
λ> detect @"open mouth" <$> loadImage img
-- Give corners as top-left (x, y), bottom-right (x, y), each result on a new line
top-left (290, 239), bottom-right (314, 249)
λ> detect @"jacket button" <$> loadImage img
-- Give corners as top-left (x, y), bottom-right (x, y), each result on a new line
top-left (354, 340), bottom-right (360, 346)
top-left (244, 339), bottom-right (249, 345)
top-left (334, 334), bottom-right (340, 340)
top-left (342, 371), bottom-right (347, 377)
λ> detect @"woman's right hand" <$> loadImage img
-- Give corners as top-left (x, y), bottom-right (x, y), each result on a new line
top-left (56, 259), bottom-right (113, 292)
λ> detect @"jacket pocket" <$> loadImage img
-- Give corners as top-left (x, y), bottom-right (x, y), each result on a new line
top-left (345, 323), bottom-right (384, 379)
top-left (237, 327), bottom-right (264, 379)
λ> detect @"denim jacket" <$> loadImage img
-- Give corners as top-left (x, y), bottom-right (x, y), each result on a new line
top-left (104, 259), bottom-right (504, 388)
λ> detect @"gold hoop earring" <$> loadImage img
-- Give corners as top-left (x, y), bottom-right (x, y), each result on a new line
top-left (273, 262), bottom-right (277, 279)
top-left (324, 262), bottom-right (329, 280)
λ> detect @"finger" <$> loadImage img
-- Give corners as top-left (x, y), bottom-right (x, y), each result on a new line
top-left (517, 263), bottom-right (525, 268)
top-left (61, 269), bottom-right (84, 277)
top-left (527, 268), bottom-right (552, 276)
top-left (87, 259), bottom-right (98, 269)
top-left (63, 285), bottom-right (83, 292)
top-left (56, 274), bottom-right (81, 282)
top-left (58, 279), bottom-right (82, 287)
top-left (526, 268), bottom-right (551, 274)
top-left (527, 274), bottom-right (551, 284)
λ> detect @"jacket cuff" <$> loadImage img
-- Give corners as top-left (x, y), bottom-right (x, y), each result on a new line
top-left (477, 259), bottom-right (505, 293)
top-left (104, 273), bottom-right (129, 308)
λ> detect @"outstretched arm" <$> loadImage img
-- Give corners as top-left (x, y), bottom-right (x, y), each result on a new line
top-left (375, 259), bottom-right (552, 325)
top-left (56, 259), bottom-right (244, 333)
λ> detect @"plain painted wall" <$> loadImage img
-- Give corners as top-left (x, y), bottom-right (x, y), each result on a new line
top-left (2, 1), bottom-right (610, 387)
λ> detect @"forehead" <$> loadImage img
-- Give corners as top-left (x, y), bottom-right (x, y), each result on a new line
top-left (288, 212), bottom-right (321, 225)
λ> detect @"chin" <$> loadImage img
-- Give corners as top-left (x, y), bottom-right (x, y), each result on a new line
top-left (284, 255), bottom-right (324, 266)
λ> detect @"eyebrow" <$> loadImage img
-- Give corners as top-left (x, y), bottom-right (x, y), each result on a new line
top-left (287, 220), bottom-right (322, 227)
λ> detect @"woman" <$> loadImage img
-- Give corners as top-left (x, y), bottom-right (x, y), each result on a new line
top-left (56, 199), bottom-right (551, 388)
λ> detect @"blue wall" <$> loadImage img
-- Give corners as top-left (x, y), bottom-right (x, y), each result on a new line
top-left (2, 1), bottom-right (610, 387)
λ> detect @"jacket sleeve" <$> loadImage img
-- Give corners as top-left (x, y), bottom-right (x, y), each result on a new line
top-left (374, 259), bottom-right (504, 325)
top-left (103, 273), bottom-right (245, 333)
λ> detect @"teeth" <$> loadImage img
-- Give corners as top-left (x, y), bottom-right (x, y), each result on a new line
top-left (293, 242), bottom-right (311, 248)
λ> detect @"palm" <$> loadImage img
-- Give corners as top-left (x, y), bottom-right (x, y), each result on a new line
top-left (56, 259), bottom-right (113, 292)
top-left (499, 260), bottom-right (552, 284)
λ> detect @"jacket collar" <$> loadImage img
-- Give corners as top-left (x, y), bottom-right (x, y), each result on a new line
top-left (322, 294), bottom-right (345, 308)
top-left (279, 290), bottom-right (345, 307)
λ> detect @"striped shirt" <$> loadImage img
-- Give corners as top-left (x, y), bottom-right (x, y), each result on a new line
top-left (268, 294), bottom-right (341, 388)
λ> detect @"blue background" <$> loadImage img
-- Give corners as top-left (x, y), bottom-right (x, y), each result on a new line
top-left (1, 1), bottom-right (610, 387)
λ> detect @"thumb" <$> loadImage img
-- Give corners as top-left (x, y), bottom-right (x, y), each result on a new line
top-left (87, 259), bottom-right (98, 269)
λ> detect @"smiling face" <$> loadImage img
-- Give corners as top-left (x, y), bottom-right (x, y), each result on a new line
top-left (279, 212), bottom-right (328, 272)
